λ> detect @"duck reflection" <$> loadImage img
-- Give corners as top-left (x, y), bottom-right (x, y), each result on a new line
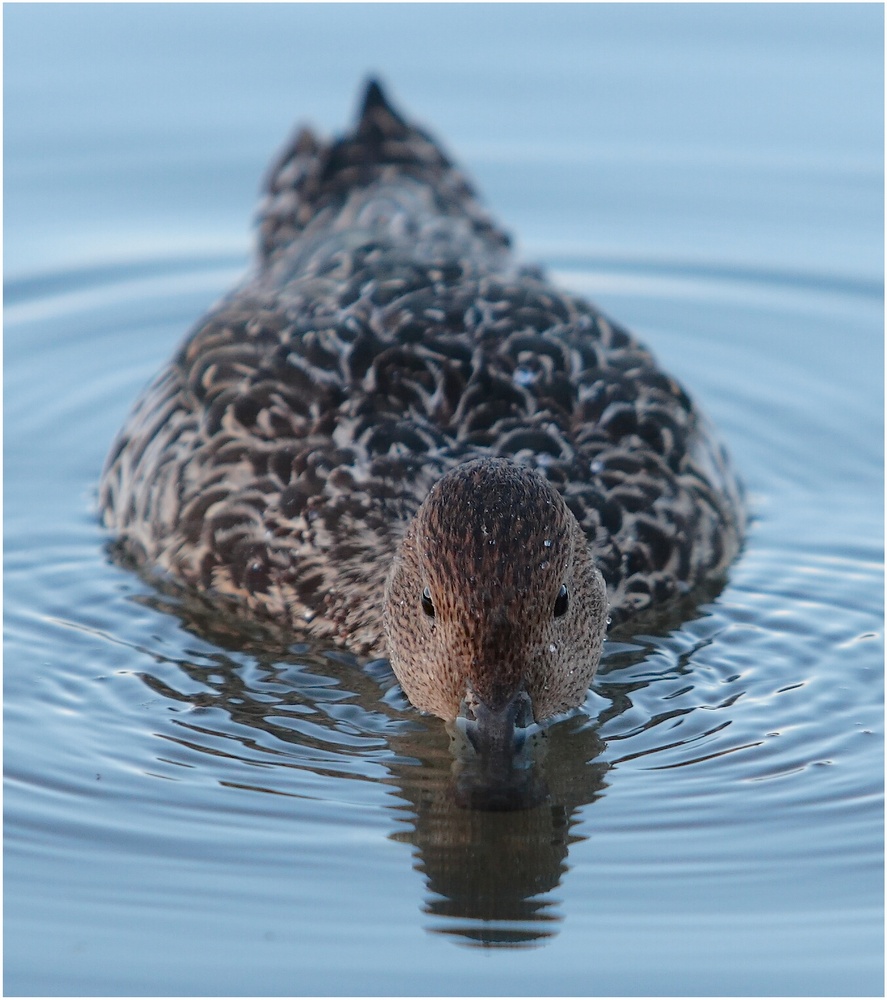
top-left (125, 582), bottom-right (664, 946)
top-left (384, 716), bottom-right (608, 946)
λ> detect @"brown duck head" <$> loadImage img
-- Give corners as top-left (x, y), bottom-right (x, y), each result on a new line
top-left (384, 457), bottom-right (608, 753)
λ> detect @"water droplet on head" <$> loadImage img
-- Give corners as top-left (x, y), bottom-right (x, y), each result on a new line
top-left (543, 539), bottom-right (552, 548)
top-left (548, 643), bottom-right (558, 653)
top-left (540, 560), bottom-right (550, 570)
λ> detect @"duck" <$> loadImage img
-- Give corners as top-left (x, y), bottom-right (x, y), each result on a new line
top-left (100, 80), bottom-right (744, 753)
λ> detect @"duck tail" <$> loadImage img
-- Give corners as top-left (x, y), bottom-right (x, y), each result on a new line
top-left (355, 77), bottom-right (412, 139)
top-left (256, 79), bottom-right (510, 263)
top-left (321, 77), bottom-right (452, 182)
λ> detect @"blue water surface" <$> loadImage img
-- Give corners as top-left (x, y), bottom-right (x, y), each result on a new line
top-left (4, 4), bottom-right (883, 996)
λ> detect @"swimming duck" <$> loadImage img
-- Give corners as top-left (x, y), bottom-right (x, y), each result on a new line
top-left (101, 81), bottom-right (743, 750)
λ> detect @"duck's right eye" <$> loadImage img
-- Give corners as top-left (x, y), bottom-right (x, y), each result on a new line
top-left (421, 586), bottom-right (436, 618)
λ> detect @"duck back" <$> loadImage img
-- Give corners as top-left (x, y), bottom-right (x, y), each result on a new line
top-left (100, 80), bottom-right (744, 656)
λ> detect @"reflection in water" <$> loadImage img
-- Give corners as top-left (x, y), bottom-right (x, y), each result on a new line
top-left (127, 571), bottom-right (741, 945)
top-left (130, 582), bottom-right (624, 945)
top-left (386, 721), bottom-right (608, 946)
top-left (447, 723), bottom-right (554, 812)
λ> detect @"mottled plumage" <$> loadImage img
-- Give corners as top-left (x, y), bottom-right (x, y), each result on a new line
top-left (101, 81), bottom-right (743, 732)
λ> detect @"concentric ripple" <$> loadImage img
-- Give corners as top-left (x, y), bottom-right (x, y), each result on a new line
top-left (5, 252), bottom-right (882, 991)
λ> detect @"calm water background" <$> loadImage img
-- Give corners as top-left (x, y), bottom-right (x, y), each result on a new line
top-left (4, 4), bottom-right (883, 995)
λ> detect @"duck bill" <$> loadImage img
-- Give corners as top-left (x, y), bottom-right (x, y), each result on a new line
top-left (450, 687), bottom-right (549, 810)
top-left (455, 687), bottom-right (536, 756)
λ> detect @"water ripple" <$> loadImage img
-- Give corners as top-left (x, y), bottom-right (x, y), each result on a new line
top-left (4, 250), bottom-right (882, 964)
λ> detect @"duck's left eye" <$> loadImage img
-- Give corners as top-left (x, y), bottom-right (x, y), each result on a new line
top-left (421, 586), bottom-right (436, 618)
top-left (553, 584), bottom-right (569, 618)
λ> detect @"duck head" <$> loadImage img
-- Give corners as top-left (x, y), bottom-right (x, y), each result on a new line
top-left (384, 457), bottom-right (608, 754)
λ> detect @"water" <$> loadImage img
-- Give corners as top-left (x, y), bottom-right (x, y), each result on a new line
top-left (4, 5), bottom-right (883, 995)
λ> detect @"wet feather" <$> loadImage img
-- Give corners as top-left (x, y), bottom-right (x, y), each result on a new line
top-left (100, 81), bottom-right (744, 722)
